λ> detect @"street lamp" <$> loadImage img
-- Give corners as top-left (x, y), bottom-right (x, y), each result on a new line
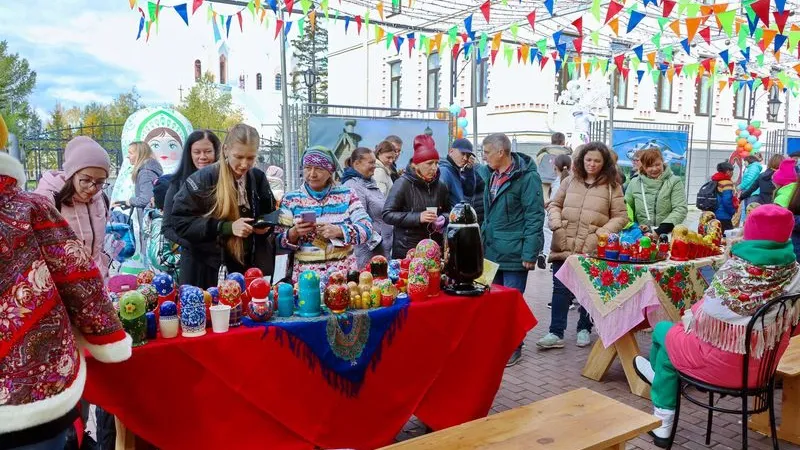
top-left (767, 87), bottom-right (782, 122)
top-left (303, 68), bottom-right (317, 113)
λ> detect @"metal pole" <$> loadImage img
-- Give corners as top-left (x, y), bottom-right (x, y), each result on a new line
top-left (783, 89), bottom-right (790, 154)
top-left (608, 72), bottom-right (615, 147)
top-left (471, 51), bottom-right (479, 151)
top-left (704, 81), bottom-right (714, 179)
top-left (279, 7), bottom-right (293, 189)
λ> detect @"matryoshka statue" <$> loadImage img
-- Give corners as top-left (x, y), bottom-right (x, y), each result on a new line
top-left (619, 242), bottom-right (632, 262)
top-left (218, 280), bottom-right (242, 327)
top-left (136, 269), bottom-right (155, 286)
top-left (407, 258), bottom-right (430, 302)
top-left (119, 291), bottom-right (148, 347)
top-left (152, 272), bottom-right (176, 306)
top-left (416, 239), bottom-right (442, 296)
top-left (179, 286), bottom-right (207, 337)
top-left (376, 278), bottom-right (397, 307)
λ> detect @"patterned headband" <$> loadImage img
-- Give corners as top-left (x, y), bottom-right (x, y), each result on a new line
top-left (302, 148), bottom-right (336, 173)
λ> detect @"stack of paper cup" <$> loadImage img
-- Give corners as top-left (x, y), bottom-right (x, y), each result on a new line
top-left (210, 304), bottom-right (232, 333)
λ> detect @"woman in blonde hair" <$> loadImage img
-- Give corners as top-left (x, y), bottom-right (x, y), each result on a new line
top-left (171, 124), bottom-right (276, 287)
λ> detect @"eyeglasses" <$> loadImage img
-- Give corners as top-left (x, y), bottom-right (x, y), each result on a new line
top-left (78, 178), bottom-right (109, 190)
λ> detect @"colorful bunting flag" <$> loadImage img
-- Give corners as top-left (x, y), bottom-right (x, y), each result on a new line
top-left (680, 38), bottom-right (690, 54)
top-left (633, 44), bottom-right (643, 61)
top-left (527, 10), bottom-right (536, 30)
top-left (627, 10), bottom-right (646, 33)
top-left (775, 34), bottom-right (788, 52)
top-left (285, 0), bottom-right (294, 16)
top-left (606, 0), bottom-right (623, 24)
top-left (774, 11), bottom-right (790, 34)
top-left (608, 17), bottom-right (620, 35)
top-left (750, 0), bottom-right (770, 27)
top-left (573, 37), bottom-right (583, 54)
top-left (699, 26), bottom-right (710, 44)
top-left (480, 1), bottom-right (491, 23)
top-left (685, 17), bottom-right (702, 42)
top-left (544, 0), bottom-right (554, 16)
top-left (572, 17), bottom-right (583, 35)
top-left (662, 0), bottom-right (675, 17)
top-left (377, 1), bottom-right (384, 20)
top-left (174, 3), bottom-right (189, 25)
top-left (775, 0), bottom-right (786, 13)
top-left (717, 10), bottom-right (735, 37)
top-left (669, 20), bottom-right (681, 37)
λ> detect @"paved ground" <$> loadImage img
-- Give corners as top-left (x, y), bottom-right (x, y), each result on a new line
top-left (396, 267), bottom-right (800, 449)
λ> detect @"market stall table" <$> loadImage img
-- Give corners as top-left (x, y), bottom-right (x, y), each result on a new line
top-left (84, 286), bottom-right (535, 450)
top-left (556, 254), bottom-right (725, 398)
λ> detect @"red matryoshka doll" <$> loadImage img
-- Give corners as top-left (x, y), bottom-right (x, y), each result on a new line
top-left (698, 211), bottom-right (716, 235)
top-left (415, 239), bottom-right (442, 297)
top-left (597, 232), bottom-right (609, 258)
top-left (407, 258), bottom-right (430, 302)
top-left (637, 236), bottom-right (652, 261)
top-left (369, 255), bottom-right (389, 280)
top-left (619, 242), bottom-right (632, 262)
top-left (670, 225), bottom-right (690, 261)
top-left (657, 234), bottom-right (670, 260)
top-left (606, 233), bottom-right (620, 259)
top-left (324, 271), bottom-right (350, 314)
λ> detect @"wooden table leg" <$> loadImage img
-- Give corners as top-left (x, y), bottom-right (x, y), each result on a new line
top-left (115, 417), bottom-right (136, 450)
top-left (582, 339), bottom-right (618, 381)
top-left (614, 332), bottom-right (651, 400)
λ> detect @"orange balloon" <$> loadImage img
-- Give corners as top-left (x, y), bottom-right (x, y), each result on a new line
top-left (735, 129), bottom-right (741, 136)
top-left (456, 128), bottom-right (465, 139)
top-left (744, 143), bottom-right (753, 151)
top-left (737, 138), bottom-right (747, 146)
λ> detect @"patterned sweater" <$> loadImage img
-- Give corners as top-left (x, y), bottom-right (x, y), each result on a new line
top-left (0, 152), bottom-right (131, 436)
top-left (277, 183), bottom-right (373, 280)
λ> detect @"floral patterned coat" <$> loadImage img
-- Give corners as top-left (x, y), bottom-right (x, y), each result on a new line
top-left (0, 152), bottom-right (131, 436)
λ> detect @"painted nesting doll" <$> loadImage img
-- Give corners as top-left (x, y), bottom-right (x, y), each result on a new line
top-left (658, 234), bottom-right (670, 260)
top-left (698, 211), bottom-right (716, 235)
top-left (136, 269), bottom-right (155, 286)
top-left (179, 286), bottom-right (207, 337)
top-left (407, 258), bottom-right (430, 302)
top-left (376, 278), bottom-right (398, 307)
top-left (416, 239), bottom-right (442, 296)
top-left (218, 279), bottom-right (242, 327)
top-left (606, 233), bottom-right (620, 259)
top-left (369, 255), bottom-right (389, 280)
top-left (137, 284), bottom-right (159, 313)
top-left (597, 232), bottom-right (609, 258)
top-left (670, 225), bottom-right (690, 261)
top-left (152, 272), bottom-right (176, 307)
top-left (297, 270), bottom-right (321, 317)
top-left (159, 300), bottom-right (179, 338)
top-left (277, 282), bottom-right (295, 317)
top-left (119, 291), bottom-right (147, 347)
top-left (324, 271), bottom-right (350, 314)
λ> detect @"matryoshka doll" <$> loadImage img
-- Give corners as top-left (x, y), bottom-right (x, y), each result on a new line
top-left (218, 279), bottom-right (242, 326)
top-left (687, 232), bottom-right (701, 259)
top-left (606, 233), bottom-right (620, 259)
top-left (670, 225), bottom-right (690, 261)
top-left (705, 219), bottom-right (723, 248)
top-left (276, 282), bottom-right (295, 317)
top-left (657, 234), bottom-right (670, 260)
top-left (376, 278), bottom-right (397, 307)
top-left (244, 268), bottom-right (263, 290)
top-left (407, 258), bottom-right (430, 302)
top-left (179, 286), bottom-right (207, 337)
top-left (119, 291), bottom-right (147, 347)
top-left (137, 284), bottom-right (158, 313)
top-left (136, 269), bottom-right (155, 286)
top-left (347, 282), bottom-right (362, 309)
top-left (324, 271), bottom-right (350, 314)
top-left (698, 211), bottom-right (716, 235)
top-left (619, 242), bottom-right (632, 262)
top-left (415, 239), bottom-right (442, 297)
top-left (637, 236), bottom-right (652, 261)
top-left (597, 232), bottom-right (608, 258)
top-left (158, 301), bottom-right (179, 338)
top-left (227, 272), bottom-right (249, 316)
top-left (369, 255), bottom-right (389, 280)
top-left (248, 278), bottom-right (273, 322)
top-left (297, 270), bottom-right (322, 317)
top-left (358, 271), bottom-right (374, 302)
top-left (152, 273), bottom-right (176, 309)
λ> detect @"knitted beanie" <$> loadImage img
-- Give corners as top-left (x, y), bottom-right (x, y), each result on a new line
top-left (0, 114), bottom-right (7, 150)
top-left (63, 136), bottom-right (111, 179)
top-left (412, 135), bottom-right (439, 164)
top-left (744, 204), bottom-right (794, 243)
top-left (772, 158), bottom-right (797, 188)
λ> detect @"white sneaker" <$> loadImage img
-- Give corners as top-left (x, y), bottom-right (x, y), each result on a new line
top-left (576, 329), bottom-right (591, 347)
top-left (634, 355), bottom-right (655, 385)
top-left (648, 407), bottom-right (675, 448)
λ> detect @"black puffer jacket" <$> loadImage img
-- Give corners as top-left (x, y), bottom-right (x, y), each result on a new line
top-left (382, 165), bottom-right (450, 259)
top-left (472, 168), bottom-right (486, 225)
top-left (171, 163), bottom-right (276, 287)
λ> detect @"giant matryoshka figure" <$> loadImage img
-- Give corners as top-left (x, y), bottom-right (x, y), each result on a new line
top-left (111, 107), bottom-right (193, 274)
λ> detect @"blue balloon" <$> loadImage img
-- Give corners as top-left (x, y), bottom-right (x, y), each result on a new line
top-left (739, 130), bottom-right (750, 138)
top-left (747, 135), bottom-right (757, 144)
top-left (457, 117), bottom-right (468, 128)
top-left (753, 141), bottom-right (763, 149)
top-left (738, 121), bottom-right (748, 130)
top-left (449, 103), bottom-right (461, 115)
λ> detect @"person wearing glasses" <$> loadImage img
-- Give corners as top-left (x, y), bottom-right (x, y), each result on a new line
top-left (35, 136), bottom-right (113, 277)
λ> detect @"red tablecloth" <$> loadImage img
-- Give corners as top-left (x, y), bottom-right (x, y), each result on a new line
top-left (83, 286), bottom-right (535, 449)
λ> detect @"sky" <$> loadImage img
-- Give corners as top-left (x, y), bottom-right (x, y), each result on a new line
top-left (0, 1), bottom-right (283, 122)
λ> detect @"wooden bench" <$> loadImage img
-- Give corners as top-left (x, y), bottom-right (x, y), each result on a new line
top-left (750, 335), bottom-right (800, 445)
top-left (381, 388), bottom-right (660, 450)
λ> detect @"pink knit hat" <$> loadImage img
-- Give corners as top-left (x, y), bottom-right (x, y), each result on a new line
top-left (63, 136), bottom-right (111, 179)
top-left (743, 204), bottom-right (794, 243)
top-left (772, 158), bottom-right (797, 188)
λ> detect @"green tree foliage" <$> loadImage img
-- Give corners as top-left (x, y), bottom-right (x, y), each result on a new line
top-left (290, 24), bottom-right (328, 106)
top-left (0, 40), bottom-right (40, 137)
top-left (176, 71), bottom-right (243, 131)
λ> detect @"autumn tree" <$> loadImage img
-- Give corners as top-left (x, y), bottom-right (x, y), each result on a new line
top-left (0, 40), bottom-right (39, 137)
top-left (177, 71), bottom-right (243, 131)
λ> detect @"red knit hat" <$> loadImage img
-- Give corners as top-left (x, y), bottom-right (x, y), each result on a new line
top-left (743, 204), bottom-right (794, 243)
top-left (412, 135), bottom-right (439, 164)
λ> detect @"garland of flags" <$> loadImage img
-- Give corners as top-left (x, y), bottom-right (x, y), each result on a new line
top-left (129, 0), bottom-right (800, 95)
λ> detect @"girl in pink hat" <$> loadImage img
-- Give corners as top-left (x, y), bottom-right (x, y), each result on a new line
top-left (772, 158), bottom-right (797, 207)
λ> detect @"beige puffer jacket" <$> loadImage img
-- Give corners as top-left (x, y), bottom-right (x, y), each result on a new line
top-left (548, 175), bottom-right (628, 262)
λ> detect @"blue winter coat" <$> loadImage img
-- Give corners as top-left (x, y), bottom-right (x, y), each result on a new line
top-left (740, 162), bottom-right (762, 198)
top-left (714, 177), bottom-right (737, 221)
top-left (439, 156), bottom-right (477, 208)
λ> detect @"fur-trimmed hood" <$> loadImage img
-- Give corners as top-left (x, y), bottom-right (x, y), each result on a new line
top-left (0, 151), bottom-right (26, 188)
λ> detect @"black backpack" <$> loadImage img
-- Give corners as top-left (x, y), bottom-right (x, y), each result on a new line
top-left (696, 180), bottom-right (718, 212)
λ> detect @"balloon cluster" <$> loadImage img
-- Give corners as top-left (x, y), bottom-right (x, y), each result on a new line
top-left (436, 103), bottom-right (469, 139)
top-left (734, 120), bottom-right (763, 158)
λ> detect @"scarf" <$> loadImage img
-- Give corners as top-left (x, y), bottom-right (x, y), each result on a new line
top-left (340, 167), bottom-right (368, 185)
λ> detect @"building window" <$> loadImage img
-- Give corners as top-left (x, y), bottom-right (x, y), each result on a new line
top-left (612, 67), bottom-right (628, 108)
top-left (475, 57), bottom-right (489, 106)
top-left (656, 75), bottom-right (673, 113)
top-left (274, 74), bottom-right (282, 91)
top-left (239, 75), bottom-right (245, 90)
top-left (389, 61), bottom-right (401, 114)
top-left (256, 73), bottom-right (262, 90)
top-left (426, 53), bottom-right (440, 110)
top-left (219, 55), bottom-right (227, 84)
top-left (734, 86), bottom-right (749, 119)
top-left (194, 59), bottom-right (202, 82)
top-left (695, 75), bottom-right (712, 116)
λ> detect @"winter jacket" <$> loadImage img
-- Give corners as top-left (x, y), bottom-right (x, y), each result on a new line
top-left (34, 170), bottom-right (111, 278)
top-left (711, 172), bottom-right (737, 221)
top-left (342, 169), bottom-right (393, 269)
top-left (382, 166), bottom-right (450, 259)
top-left (277, 183), bottom-right (373, 281)
top-left (162, 180), bottom-right (191, 250)
top-left (548, 176), bottom-right (628, 262)
top-left (472, 169), bottom-right (486, 225)
top-left (476, 152), bottom-right (545, 271)
top-left (740, 162), bottom-right (763, 197)
top-left (374, 159), bottom-right (394, 196)
top-left (171, 163), bottom-right (276, 288)
top-left (625, 168), bottom-right (687, 229)
top-left (0, 153), bottom-right (130, 444)
top-left (741, 168), bottom-right (775, 204)
top-left (439, 156), bottom-right (477, 208)
top-left (129, 159), bottom-right (163, 209)
top-left (775, 183), bottom-right (796, 208)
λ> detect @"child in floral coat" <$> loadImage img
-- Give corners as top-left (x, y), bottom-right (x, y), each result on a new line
top-left (0, 152), bottom-right (131, 449)
top-left (634, 204), bottom-right (800, 447)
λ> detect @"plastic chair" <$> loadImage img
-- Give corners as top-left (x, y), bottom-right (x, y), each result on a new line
top-left (667, 294), bottom-right (800, 449)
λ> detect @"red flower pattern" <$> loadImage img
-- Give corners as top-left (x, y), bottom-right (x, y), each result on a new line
top-left (601, 270), bottom-right (615, 286)
top-left (590, 266), bottom-right (600, 277)
top-left (617, 270), bottom-right (630, 285)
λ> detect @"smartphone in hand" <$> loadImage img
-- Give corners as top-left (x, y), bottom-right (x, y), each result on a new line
top-left (301, 211), bottom-right (317, 224)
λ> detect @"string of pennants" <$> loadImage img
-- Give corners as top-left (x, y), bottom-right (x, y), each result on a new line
top-left (128, 0), bottom-right (800, 95)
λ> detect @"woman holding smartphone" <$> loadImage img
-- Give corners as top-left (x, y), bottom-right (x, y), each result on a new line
top-left (170, 124), bottom-right (276, 288)
top-left (277, 146), bottom-right (374, 281)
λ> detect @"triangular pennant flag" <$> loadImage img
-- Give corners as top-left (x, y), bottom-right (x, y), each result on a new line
top-left (136, 16), bottom-right (146, 40)
top-left (794, 63), bottom-right (800, 77)
top-left (211, 16), bottom-right (221, 42)
top-left (718, 80), bottom-right (727, 91)
top-left (504, 44), bottom-right (514, 66)
top-left (719, 49), bottom-right (729, 65)
top-left (717, 10), bottom-right (735, 37)
top-left (510, 23), bottom-right (519, 41)
top-left (297, 17), bottom-right (304, 36)
top-left (763, 29), bottom-right (778, 49)
top-left (775, 33), bottom-right (788, 53)
top-left (662, 0), bottom-right (675, 17)
top-left (591, 0), bottom-right (601, 20)
top-left (606, 0), bottom-right (623, 24)
top-left (517, 46), bottom-right (523, 64)
top-left (309, 10), bottom-right (316, 32)
top-left (686, 3), bottom-right (700, 18)
top-left (627, 10), bottom-right (646, 33)
top-left (385, 33), bottom-right (393, 49)
top-left (651, 33), bottom-right (661, 48)
top-left (448, 26), bottom-right (458, 46)
top-left (225, 14), bottom-right (232, 37)
top-left (419, 35), bottom-right (429, 54)
top-left (527, 10), bottom-right (536, 30)
top-left (657, 17), bottom-right (670, 31)
top-left (530, 47), bottom-right (539, 64)
top-left (609, 17), bottom-right (620, 35)
top-left (492, 32), bottom-right (502, 51)
top-left (285, 0), bottom-right (294, 16)
top-left (193, 0), bottom-right (203, 14)
top-left (284, 20), bottom-right (292, 36)
top-left (739, 28), bottom-right (749, 50)
top-left (451, 41), bottom-right (460, 58)
top-left (274, 19), bottom-right (283, 39)
top-left (463, 41), bottom-right (472, 58)
top-left (699, 26), bottom-right (711, 44)
top-left (521, 44), bottom-right (530, 63)
top-left (633, 44), bottom-right (644, 61)
top-left (396, 36), bottom-right (405, 54)
top-left (680, 38), bottom-right (690, 54)
top-left (651, 70), bottom-right (660, 86)
top-left (300, 0), bottom-right (310, 15)
top-left (544, 0), bottom-right (555, 16)
top-left (376, 26), bottom-right (385, 43)
top-left (557, 43), bottom-right (567, 59)
top-left (685, 17), bottom-right (702, 41)
top-left (572, 17), bottom-right (583, 35)
top-left (464, 14), bottom-right (473, 37)
top-left (775, 50), bottom-right (782, 62)
top-left (701, 57), bottom-right (712, 73)
top-left (567, 61), bottom-right (575, 78)
top-left (573, 37), bottom-right (583, 54)
top-left (583, 61), bottom-right (591, 76)
top-left (669, 20), bottom-right (681, 37)
top-left (490, 49), bottom-right (498, 65)
top-left (555, 59), bottom-right (563, 73)
top-left (174, 3), bottom-right (189, 25)
top-left (757, 53), bottom-right (765, 66)
top-left (637, 70), bottom-right (645, 84)
top-left (479, 32), bottom-right (488, 54)
top-left (614, 54), bottom-right (625, 72)
top-left (365, 10), bottom-right (370, 29)
top-left (774, 11), bottom-right (790, 34)
top-left (480, 0), bottom-right (491, 23)
top-left (674, 64), bottom-right (683, 75)
top-left (762, 76), bottom-right (772, 91)
top-left (537, 38), bottom-right (547, 57)
top-left (591, 30), bottom-right (600, 45)
top-left (643, 0), bottom-right (658, 8)
top-left (646, 51), bottom-right (656, 68)
top-left (667, 67), bottom-right (675, 83)
top-left (268, 0), bottom-right (277, 12)
top-left (751, 0), bottom-right (770, 27)
top-left (344, 15), bottom-right (350, 33)
top-left (377, 1), bottom-right (384, 20)
top-left (663, 45), bottom-right (673, 61)
top-left (355, 15), bottom-right (362, 34)
top-left (621, 67), bottom-right (630, 80)
top-left (553, 30), bottom-right (562, 45)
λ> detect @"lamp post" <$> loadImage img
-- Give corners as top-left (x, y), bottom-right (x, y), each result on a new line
top-left (767, 86), bottom-right (782, 122)
top-left (303, 68), bottom-right (317, 114)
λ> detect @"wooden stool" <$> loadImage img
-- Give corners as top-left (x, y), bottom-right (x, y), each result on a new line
top-left (381, 388), bottom-right (660, 449)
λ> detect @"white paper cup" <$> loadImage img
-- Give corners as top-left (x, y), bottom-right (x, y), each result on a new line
top-left (426, 207), bottom-right (437, 214)
top-left (159, 316), bottom-right (179, 339)
top-left (210, 304), bottom-right (232, 333)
